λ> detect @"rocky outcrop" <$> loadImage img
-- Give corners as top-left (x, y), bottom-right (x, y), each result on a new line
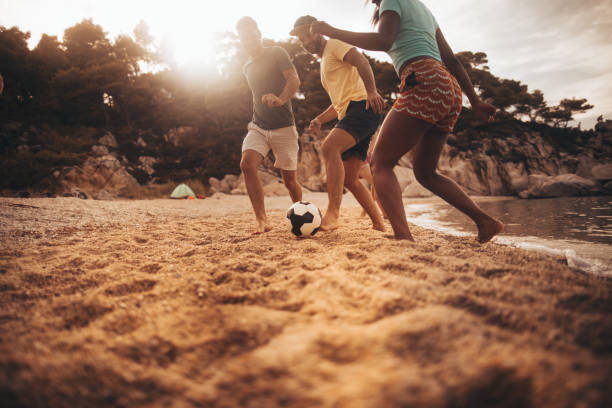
top-left (209, 174), bottom-right (240, 195)
top-left (297, 133), bottom-right (326, 192)
top-left (135, 137), bottom-right (147, 147)
top-left (591, 164), bottom-right (612, 182)
top-left (518, 174), bottom-right (598, 198)
top-left (58, 154), bottom-right (140, 199)
top-left (254, 122), bottom-right (612, 199)
top-left (163, 127), bottom-right (196, 147)
top-left (137, 156), bottom-right (158, 176)
top-left (431, 123), bottom-right (610, 198)
top-left (98, 132), bottom-right (118, 148)
top-left (18, 119), bottom-right (608, 200)
top-left (56, 133), bottom-right (139, 200)
top-left (208, 171), bottom-right (287, 197)
top-left (138, 120), bottom-right (612, 199)
top-left (295, 130), bottom-right (548, 197)
top-left (91, 145), bottom-right (110, 157)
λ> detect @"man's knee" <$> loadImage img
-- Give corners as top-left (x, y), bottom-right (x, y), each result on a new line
top-left (321, 138), bottom-right (341, 158)
top-left (344, 175), bottom-right (361, 191)
top-left (240, 155), bottom-right (258, 174)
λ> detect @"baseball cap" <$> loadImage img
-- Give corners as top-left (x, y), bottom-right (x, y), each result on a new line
top-left (290, 15), bottom-right (317, 36)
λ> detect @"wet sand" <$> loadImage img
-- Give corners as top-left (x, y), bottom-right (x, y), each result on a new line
top-left (0, 194), bottom-right (610, 407)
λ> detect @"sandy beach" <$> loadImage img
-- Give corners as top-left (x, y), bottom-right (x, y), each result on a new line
top-left (0, 193), bottom-right (610, 407)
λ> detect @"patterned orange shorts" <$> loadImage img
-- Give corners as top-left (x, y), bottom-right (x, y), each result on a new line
top-left (392, 57), bottom-right (463, 133)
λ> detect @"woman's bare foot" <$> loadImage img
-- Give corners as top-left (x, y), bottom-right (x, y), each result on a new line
top-left (477, 218), bottom-right (504, 243)
top-left (253, 219), bottom-right (272, 235)
top-left (384, 233), bottom-right (414, 241)
top-left (395, 232), bottom-right (415, 241)
top-left (373, 222), bottom-right (385, 232)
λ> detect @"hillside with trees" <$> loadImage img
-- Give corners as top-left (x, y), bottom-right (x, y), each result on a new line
top-left (0, 20), bottom-right (608, 197)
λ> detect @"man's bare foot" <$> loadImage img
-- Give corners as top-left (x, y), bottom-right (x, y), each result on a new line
top-left (373, 221), bottom-right (385, 232)
top-left (477, 218), bottom-right (504, 243)
top-left (360, 210), bottom-right (367, 217)
top-left (253, 219), bottom-right (272, 235)
top-left (320, 213), bottom-right (340, 231)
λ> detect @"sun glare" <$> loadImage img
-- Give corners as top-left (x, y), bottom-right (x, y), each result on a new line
top-left (173, 31), bottom-right (217, 67)
top-left (144, 4), bottom-right (222, 69)
top-left (141, 1), bottom-right (299, 69)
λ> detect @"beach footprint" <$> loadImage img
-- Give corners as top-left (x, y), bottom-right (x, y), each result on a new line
top-left (104, 279), bottom-right (157, 297)
top-left (140, 263), bottom-right (163, 274)
top-left (55, 299), bottom-right (113, 329)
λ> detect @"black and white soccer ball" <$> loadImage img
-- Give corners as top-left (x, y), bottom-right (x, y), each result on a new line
top-left (286, 201), bottom-right (322, 237)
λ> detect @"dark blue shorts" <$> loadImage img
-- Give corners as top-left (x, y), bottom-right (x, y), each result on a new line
top-left (336, 100), bottom-right (383, 162)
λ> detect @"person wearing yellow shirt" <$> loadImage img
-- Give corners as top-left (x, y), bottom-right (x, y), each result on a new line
top-left (291, 15), bottom-right (386, 232)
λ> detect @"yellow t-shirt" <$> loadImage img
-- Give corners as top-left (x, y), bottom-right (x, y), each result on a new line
top-left (320, 39), bottom-right (368, 120)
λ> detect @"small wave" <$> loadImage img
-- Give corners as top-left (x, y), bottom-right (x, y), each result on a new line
top-left (495, 236), bottom-right (612, 277)
top-left (407, 213), bottom-right (469, 237)
top-left (563, 249), bottom-right (611, 276)
top-left (405, 204), bottom-right (612, 277)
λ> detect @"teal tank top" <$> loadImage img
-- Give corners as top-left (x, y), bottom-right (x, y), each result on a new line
top-left (379, 0), bottom-right (441, 75)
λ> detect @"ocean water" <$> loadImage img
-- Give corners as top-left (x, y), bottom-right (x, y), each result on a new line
top-left (404, 196), bottom-right (612, 276)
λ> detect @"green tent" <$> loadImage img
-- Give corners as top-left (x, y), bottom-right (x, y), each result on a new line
top-left (170, 183), bottom-right (196, 199)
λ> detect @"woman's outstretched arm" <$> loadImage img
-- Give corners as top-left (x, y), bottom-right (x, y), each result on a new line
top-left (436, 29), bottom-right (496, 121)
top-left (310, 11), bottom-right (400, 52)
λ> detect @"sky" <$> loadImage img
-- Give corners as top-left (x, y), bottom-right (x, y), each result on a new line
top-left (2, 0), bottom-right (611, 129)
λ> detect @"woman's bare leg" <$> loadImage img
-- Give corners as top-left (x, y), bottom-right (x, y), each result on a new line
top-left (413, 129), bottom-right (504, 242)
top-left (371, 111), bottom-right (433, 240)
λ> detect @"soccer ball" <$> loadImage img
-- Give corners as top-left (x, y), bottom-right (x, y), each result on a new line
top-left (286, 201), bottom-right (322, 237)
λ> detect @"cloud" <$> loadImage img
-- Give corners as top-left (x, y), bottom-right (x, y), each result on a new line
top-left (426, 0), bottom-right (612, 127)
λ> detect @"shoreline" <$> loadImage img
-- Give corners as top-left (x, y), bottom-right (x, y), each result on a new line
top-left (403, 196), bottom-right (612, 277)
top-left (1, 195), bottom-right (610, 407)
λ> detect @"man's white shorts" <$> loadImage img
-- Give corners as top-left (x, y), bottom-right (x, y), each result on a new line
top-left (242, 122), bottom-right (299, 171)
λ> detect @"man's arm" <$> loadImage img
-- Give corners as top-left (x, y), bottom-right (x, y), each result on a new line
top-left (308, 105), bottom-right (337, 135)
top-left (436, 29), bottom-right (496, 121)
top-left (343, 48), bottom-right (385, 113)
top-left (278, 67), bottom-right (301, 104)
top-left (262, 67), bottom-right (301, 107)
top-left (315, 105), bottom-right (338, 124)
